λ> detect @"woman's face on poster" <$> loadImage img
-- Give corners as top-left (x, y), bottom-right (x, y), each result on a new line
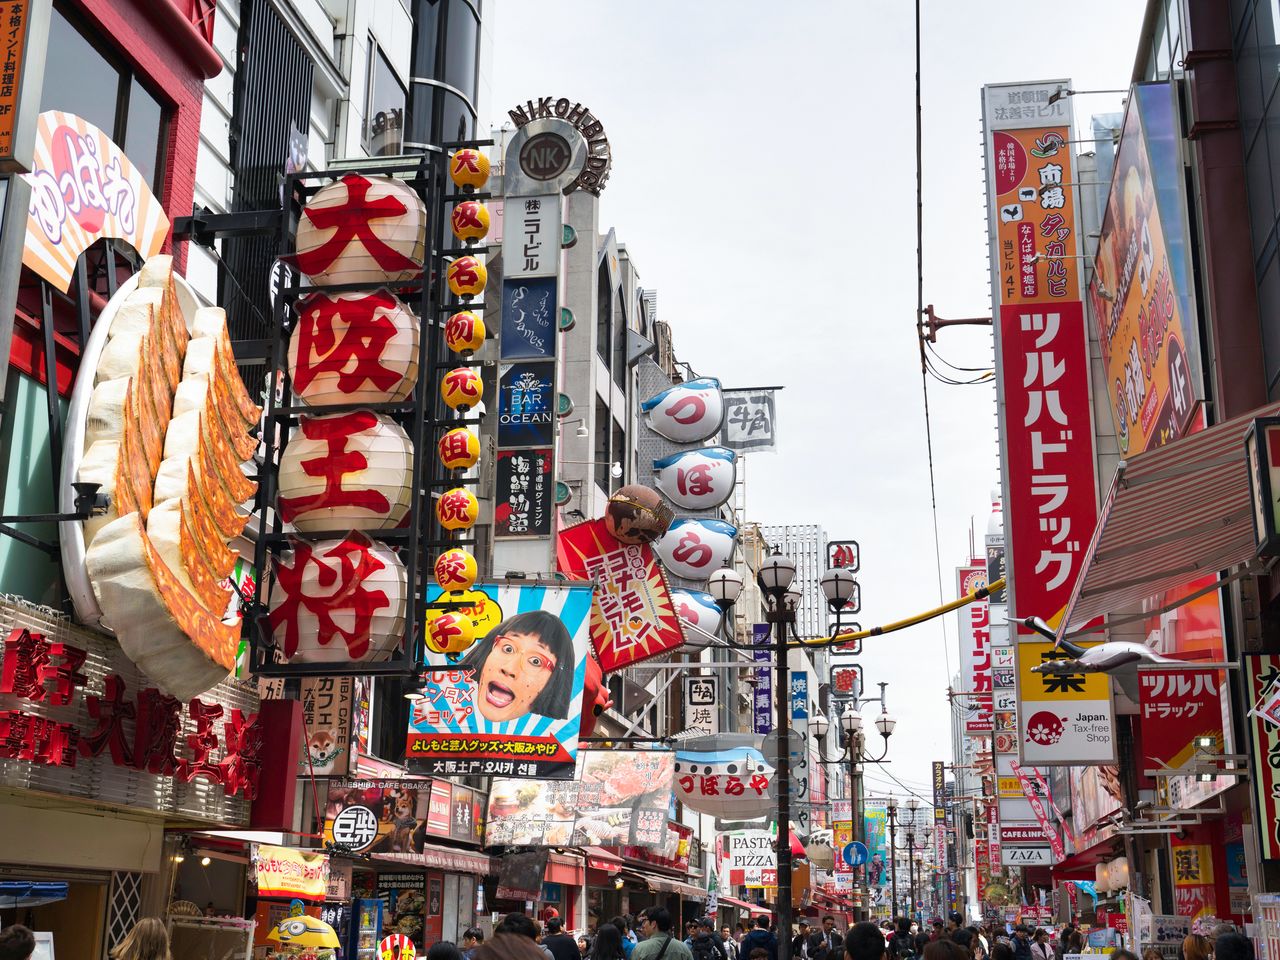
top-left (477, 630), bottom-right (557, 721)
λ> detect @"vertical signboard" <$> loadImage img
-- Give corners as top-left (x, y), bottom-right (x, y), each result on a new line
top-left (932, 761), bottom-right (946, 822)
top-left (684, 675), bottom-right (719, 736)
top-left (1247, 655), bottom-right (1280, 859)
top-left (791, 671), bottom-right (811, 833)
top-left (957, 564), bottom-right (993, 733)
top-left (0, 2), bottom-right (29, 168)
top-left (495, 448), bottom-right (552, 538)
top-left (752, 623), bottom-right (772, 734)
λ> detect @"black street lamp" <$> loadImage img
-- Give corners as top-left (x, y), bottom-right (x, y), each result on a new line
top-left (886, 797), bottom-right (899, 918)
top-left (905, 798), bottom-right (920, 922)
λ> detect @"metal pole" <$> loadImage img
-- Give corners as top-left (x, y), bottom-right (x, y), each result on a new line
top-left (850, 737), bottom-right (863, 922)
top-left (908, 836), bottom-right (917, 923)
top-left (775, 612), bottom-right (793, 960)
top-left (888, 807), bottom-right (898, 920)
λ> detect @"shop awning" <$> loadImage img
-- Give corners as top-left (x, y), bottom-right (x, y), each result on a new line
top-left (1060, 401), bottom-right (1280, 636)
top-left (717, 895), bottom-right (763, 913)
top-left (581, 846), bottom-right (624, 874)
top-left (622, 870), bottom-right (706, 900)
top-left (1050, 836), bottom-right (1120, 882)
top-left (374, 844), bottom-right (490, 875)
top-left (0, 881), bottom-right (67, 909)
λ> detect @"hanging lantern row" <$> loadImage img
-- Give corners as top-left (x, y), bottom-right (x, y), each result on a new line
top-left (270, 171), bottom-right (431, 667)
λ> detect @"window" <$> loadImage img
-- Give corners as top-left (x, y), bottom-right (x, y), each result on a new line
top-left (443, 0), bottom-right (479, 97)
top-left (39, 5), bottom-right (168, 193)
top-left (366, 42), bottom-right (407, 156)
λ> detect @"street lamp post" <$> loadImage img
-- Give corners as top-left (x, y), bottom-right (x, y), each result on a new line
top-left (887, 797), bottom-right (899, 919)
top-left (906, 798), bottom-right (920, 922)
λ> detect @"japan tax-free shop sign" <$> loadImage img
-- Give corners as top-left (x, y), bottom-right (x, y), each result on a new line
top-left (406, 582), bottom-right (592, 779)
top-left (1017, 639), bottom-right (1115, 765)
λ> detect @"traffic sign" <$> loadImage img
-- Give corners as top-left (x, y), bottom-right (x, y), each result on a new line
top-left (843, 841), bottom-right (869, 867)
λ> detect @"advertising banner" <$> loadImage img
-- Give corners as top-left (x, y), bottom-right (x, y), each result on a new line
top-left (495, 449), bottom-right (552, 538)
top-left (752, 623), bottom-right (772, 734)
top-left (833, 816), bottom-right (853, 876)
top-left (260, 675), bottom-right (354, 775)
top-left (1138, 668), bottom-right (1222, 768)
top-left (999, 302), bottom-right (1099, 633)
top-left (685, 676), bottom-right (719, 736)
top-left (1009, 761), bottom-right (1064, 860)
top-left (1171, 839), bottom-right (1218, 920)
top-left (1089, 83), bottom-right (1201, 454)
top-left (23, 111), bottom-right (170, 290)
top-left (722, 389), bottom-right (778, 453)
top-left (1247, 655), bottom-right (1280, 858)
top-left (324, 778), bottom-right (484, 857)
top-left (485, 750), bottom-right (674, 846)
top-left (557, 518), bottom-right (686, 671)
top-left (1017, 639), bottom-right (1115, 764)
top-left (957, 564), bottom-right (993, 733)
top-left (726, 829), bottom-right (776, 888)
top-left (932, 761), bottom-right (946, 821)
top-left (405, 582), bottom-right (592, 777)
top-left (500, 277), bottom-right (557, 360)
top-left (251, 844), bottom-right (329, 902)
top-left (497, 362), bottom-right (555, 447)
top-left (864, 798), bottom-right (889, 887)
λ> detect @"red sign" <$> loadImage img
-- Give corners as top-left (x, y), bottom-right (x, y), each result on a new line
top-left (999, 301), bottom-right (1098, 631)
top-left (1138, 668), bottom-right (1222, 768)
top-left (428, 779), bottom-right (452, 834)
top-left (1000, 825), bottom-right (1049, 844)
top-left (1247, 655), bottom-right (1280, 859)
top-left (557, 519), bottom-right (685, 672)
top-left (957, 565), bottom-right (992, 733)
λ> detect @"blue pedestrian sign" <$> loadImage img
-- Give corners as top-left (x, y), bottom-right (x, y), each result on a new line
top-left (843, 841), bottom-right (869, 867)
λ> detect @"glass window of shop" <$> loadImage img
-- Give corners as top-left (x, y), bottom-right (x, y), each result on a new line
top-left (407, 0), bottom-right (480, 147)
top-left (39, 4), bottom-right (168, 193)
top-left (366, 41), bottom-right (407, 156)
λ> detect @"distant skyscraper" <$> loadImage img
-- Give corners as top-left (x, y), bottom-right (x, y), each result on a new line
top-left (760, 524), bottom-right (829, 640)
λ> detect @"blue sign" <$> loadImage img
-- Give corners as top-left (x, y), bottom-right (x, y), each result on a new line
top-left (498, 361), bottom-right (555, 447)
top-left (501, 277), bottom-right (557, 360)
top-left (843, 841), bottom-right (869, 867)
top-left (791, 673), bottom-right (809, 721)
top-left (752, 624), bottom-right (771, 734)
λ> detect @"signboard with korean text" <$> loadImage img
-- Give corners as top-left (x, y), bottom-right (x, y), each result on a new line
top-left (502, 195), bottom-right (560, 279)
top-left (1018, 639), bottom-right (1114, 764)
top-left (260, 676), bottom-right (353, 775)
top-left (405, 582), bottom-right (592, 778)
top-left (500, 277), bottom-right (557, 360)
top-left (495, 449), bottom-right (552, 538)
top-left (497, 362), bottom-right (555, 447)
top-left (24, 111), bottom-right (171, 290)
top-left (958, 564), bottom-right (993, 733)
top-left (485, 750), bottom-right (674, 846)
top-left (1247, 655), bottom-right (1280, 858)
top-left (722, 389), bottom-right (777, 453)
top-left (685, 676), bottom-right (719, 736)
top-left (557, 518), bottom-right (686, 671)
top-left (998, 302), bottom-right (1099, 633)
top-left (1090, 83), bottom-right (1201, 455)
top-left (1138, 668), bottom-right (1222, 769)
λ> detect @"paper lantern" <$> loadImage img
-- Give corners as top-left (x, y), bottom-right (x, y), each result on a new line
top-left (450, 201), bottom-right (490, 243)
top-left (288, 291), bottom-right (420, 406)
top-left (674, 735), bottom-right (776, 820)
top-left (604, 484), bottom-right (674, 545)
top-left (641, 376), bottom-right (724, 443)
top-left (449, 148), bottom-right (490, 190)
top-left (278, 410), bottom-right (412, 532)
top-left (444, 310), bottom-right (486, 355)
top-left (655, 518), bottom-right (738, 581)
top-left (652, 446), bottom-right (737, 510)
top-left (438, 426), bottom-right (480, 470)
top-left (447, 256), bottom-right (487, 298)
top-left (671, 589), bottom-right (723, 641)
top-left (291, 174), bottom-right (426, 286)
top-left (426, 610), bottom-right (476, 655)
top-left (441, 367), bottom-right (483, 411)
top-left (434, 548), bottom-right (477, 592)
top-left (437, 487), bottom-right (479, 530)
top-left (267, 533), bottom-right (407, 663)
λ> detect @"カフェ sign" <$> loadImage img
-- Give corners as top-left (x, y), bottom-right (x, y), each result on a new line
top-left (507, 96), bottom-right (611, 194)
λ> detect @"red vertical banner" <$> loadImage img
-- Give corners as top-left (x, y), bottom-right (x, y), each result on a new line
top-left (999, 301), bottom-right (1098, 631)
top-left (1246, 655), bottom-right (1280, 859)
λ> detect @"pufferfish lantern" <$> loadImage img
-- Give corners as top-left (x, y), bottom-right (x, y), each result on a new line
top-left (674, 733), bottom-right (776, 820)
top-left (267, 914), bottom-right (340, 959)
top-left (604, 484), bottom-right (674, 545)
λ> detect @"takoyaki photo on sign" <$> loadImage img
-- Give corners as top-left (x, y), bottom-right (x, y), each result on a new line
top-left (406, 582), bottom-right (592, 779)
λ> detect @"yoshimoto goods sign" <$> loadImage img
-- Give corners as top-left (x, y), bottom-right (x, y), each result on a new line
top-left (957, 564), bottom-right (992, 733)
top-left (1017, 639), bottom-right (1115, 764)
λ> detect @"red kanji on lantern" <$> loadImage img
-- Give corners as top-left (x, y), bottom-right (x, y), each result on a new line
top-left (0, 710), bottom-right (79, 767)
top-left (278, 411), bottom-right (392, 522)
top-left (176, 699), bottom-right (225, 785)
top-left (291, 174), bottom-right (420, 278)
top-left (218, 709), bottom-right (263, 798)
top-left (451, 203), bottom-right (486, 233)
top-left (0, 628), bottom-right (87, 705)
top-left (437, 489), bottom-right (476, 526)
top-left (268, 533), bottom-right (393, 660)
top-left (133, 687), bottom-right (183, 775)
top-left (442, 369), bottom-right (481, 404)
top-left (79, 674), bottom-right (136, 766)
top-left (293, 291), bottom-right (404, 397)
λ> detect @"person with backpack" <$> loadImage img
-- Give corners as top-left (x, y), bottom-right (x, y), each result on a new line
top-left (632, 908), bottom-right (694, 960)
top-left (690, 919), bottom-right (728, 960)
top-left (741, 918), bottom-right (778, 960)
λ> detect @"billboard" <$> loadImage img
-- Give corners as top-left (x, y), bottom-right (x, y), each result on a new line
top-left (485, 750), bottom-right (674, 846)
top-left (1089, 82), bottom-right (1201, 454)
top-left (1137, 668), bottom-right (1222, 769)
top-left (1017, 639), bottom-right (1115, 764)
top-left (957, 564), bottom-right (993, 733)
top-left (863, 798), bottom-right (889, 887)
top-left (405, 582), bottom-right (592, 777)
top-left (323, 778), bottom-right (484, 856)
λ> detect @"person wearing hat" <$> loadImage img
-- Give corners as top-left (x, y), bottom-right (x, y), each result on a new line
top-left (791, 920), bottom-right (812, 960)
top-left (691, 918), bottom-right (727, 960)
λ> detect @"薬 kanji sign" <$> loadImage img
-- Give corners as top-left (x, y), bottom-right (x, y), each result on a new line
top-left (1016, 639), bottom-right (1114, 765)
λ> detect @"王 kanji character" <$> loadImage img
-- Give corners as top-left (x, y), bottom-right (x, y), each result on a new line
top-left (176, 699), bottom-right (226, 785)
top-left (79, 674), bottom-right (136, 766)
top-left (278, 410), bottom-right (393, 522)
top-left (291, 174), bottom-right (421, 279)
top-left (292, 291), bottom-right (405, 397)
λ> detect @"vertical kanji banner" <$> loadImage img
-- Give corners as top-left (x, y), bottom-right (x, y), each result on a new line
top-left (957, 564), bottom-right (993, 733)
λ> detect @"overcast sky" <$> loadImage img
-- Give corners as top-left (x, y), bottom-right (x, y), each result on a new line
top-left (488, 1), bottom-right (1145, 801)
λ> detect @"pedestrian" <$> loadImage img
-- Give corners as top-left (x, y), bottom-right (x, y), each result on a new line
top-left (845, 922), bottom-right (887, 960)
top-left (477, 934), bottom-right (549, 960)
top-left (823, 918), bottom-right (845, 957)
top-left (1215, 934), bottom-right (1254, 960)
top-left (807, 931), bottom-right (829, 960)
top-left (611, 918), bottom-right (636, 958)
top-left (1010, 928), bottom-right (1032, 960)
top-left (1182, 935), bottom-right (1211, 960)
top-left (793, 920), bottom-right (812, 959)
top-left (1063, 933), bottom-right (1082, 956)
top-left (593, 924), bottom-right (627, 960)
top-left (430, 943), bottom-right (466, 960)
top-left (0, 926), bottom-right (35, 960)
top-left (631, 908), bottom-right (694, 960)
top-left (925, 942), bottom-right (970, 960)
top-left (497, 913), bottom-right (554, 960)
top-left (690, 918), bottom-right (728, 960)
top-left (580, 938), bottom-right (594, 957)
top-left (1031, 930), bottom-right (1052, 960)
top-left (545, 917), bottom-right (582, 960)
top-left (1109, 951), bottom-right (1139, 960)
top-left (1143, 950), bottom-right (1164, 960)
top-left (991, 943), bottom-right (1014, 960)
top-left (741, 917), bottom-right (778, 960)
top-left (464, 929), bottom-right (486, 960)
top-left (110, 918), bottom-right (171, 960)
top-left (723, 928), bottom-right (741, 960)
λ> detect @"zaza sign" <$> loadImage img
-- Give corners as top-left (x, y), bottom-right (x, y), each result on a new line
top-left (507, 96), bottom-right (611, 195)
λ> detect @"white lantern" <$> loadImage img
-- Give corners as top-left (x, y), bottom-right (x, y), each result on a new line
top-left (268, 532), bottom-right (407, 663)
top-left (291, 174), bottom-right (426, 286)
top-left (655, 518), bottom-right (738, 581)
top-left (674, 736), bottom-right (776, 820)
top-left (640, 377), bottom-right (724, 443)
top-left (670, 589), bottom-right (723, 641)
top-left (288, 291), bottom-right (420, 406)
top-left (277, 410), bottom-right (412, 532)
top-left (652, 446), bottom-right (737, 510)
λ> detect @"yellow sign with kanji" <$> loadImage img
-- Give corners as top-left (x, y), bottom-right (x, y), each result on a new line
top-left (1017, 640), bottom-right (1111, 701)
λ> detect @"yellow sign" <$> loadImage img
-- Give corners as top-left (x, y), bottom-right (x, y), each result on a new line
top-left (998, 777), bottom-right (1022, 798)
top-left (1172, 844), bottom-right (1214, 887)
top-left (252, 844), bottom-right (329, 902)
top-left (1017, 640), bottom-right (1110, 701)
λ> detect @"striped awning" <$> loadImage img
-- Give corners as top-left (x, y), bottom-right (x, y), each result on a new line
top-left (1060, 401), bottom-right (1280, 635)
